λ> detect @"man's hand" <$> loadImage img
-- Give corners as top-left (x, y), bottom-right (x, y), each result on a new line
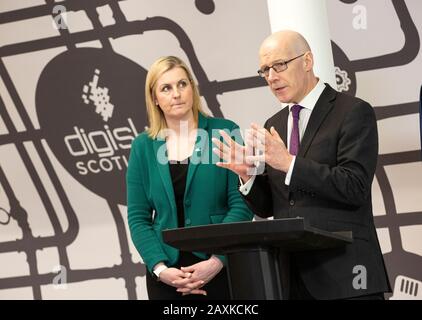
top-left (212, 130), bottom-right (256, 182)
top-left (246, 123), bottom-right (293, 173)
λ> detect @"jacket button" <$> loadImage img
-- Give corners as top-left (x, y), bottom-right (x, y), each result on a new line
top-left (289, 200), bottom-right (295, 206)
top-left (185, 218), bottom-right (191, 225)
top-left (185, 199), bottom-right (191, 207)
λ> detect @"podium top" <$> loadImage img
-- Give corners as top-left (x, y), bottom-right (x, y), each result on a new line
top-left (163, 217), bottom-right (353, 254)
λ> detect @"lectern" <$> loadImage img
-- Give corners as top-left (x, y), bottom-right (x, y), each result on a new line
top-left (163, 217), bottom-right (352, 300)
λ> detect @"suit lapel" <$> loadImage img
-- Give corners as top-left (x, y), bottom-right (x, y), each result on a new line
top-left (298, 85), bottom-right (337, 157)
top-left (278, 108), bottom-right (289, 146)
top-left (185, 113), bottom-right (209, 197)
top-left (152, 138), bottom-right (176, 208)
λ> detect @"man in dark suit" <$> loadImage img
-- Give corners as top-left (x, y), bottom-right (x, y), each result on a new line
top-left (212, 30), bottom-right (390, 299)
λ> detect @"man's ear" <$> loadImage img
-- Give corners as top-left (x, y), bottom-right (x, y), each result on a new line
top-left (304, 51), bottom-right (314, 72)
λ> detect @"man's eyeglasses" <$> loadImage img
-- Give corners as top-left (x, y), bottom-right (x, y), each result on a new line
top-left (257, 53), bottom-right (306, 78)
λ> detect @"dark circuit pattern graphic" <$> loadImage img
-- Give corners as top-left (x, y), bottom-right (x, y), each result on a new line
top-left (0, 0), bottom-right (420, 299)
top-left (0, 0), bottom-right (266, 300)
top-left (333, 0), bottom-right (421, 299)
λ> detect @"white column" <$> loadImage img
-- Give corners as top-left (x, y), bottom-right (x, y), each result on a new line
top-left (266, 0), bottom-right (336, 88)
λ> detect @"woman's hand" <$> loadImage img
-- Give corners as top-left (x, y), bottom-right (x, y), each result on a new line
top-left (158, 267), bottom-right (191, 287)
top-left (158, 267), bottom-right (207, 295)
top-left (174, 256), bottom-right (223, 295)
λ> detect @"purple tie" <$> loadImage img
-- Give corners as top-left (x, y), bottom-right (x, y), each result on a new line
top-left (289, 104), bottom-right (303, 155)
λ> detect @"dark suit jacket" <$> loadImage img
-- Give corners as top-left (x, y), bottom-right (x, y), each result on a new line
top-left (244, 84), bottom-right (391, 299)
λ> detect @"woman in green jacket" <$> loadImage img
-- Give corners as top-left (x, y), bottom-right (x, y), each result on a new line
top-left (126, 56), bottom-right (253, 300)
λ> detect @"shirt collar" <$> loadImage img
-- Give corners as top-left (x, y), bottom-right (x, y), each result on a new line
top-left (284, 79), bottom-right (326, 112)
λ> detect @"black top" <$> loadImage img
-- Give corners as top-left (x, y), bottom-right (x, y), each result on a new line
top-left (147, 158), bottom-right (230, 300)
top-left (168, 158), bottom-right (189, 228)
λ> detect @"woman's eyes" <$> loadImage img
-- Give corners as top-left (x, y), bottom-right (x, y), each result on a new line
top-left (178, 80), bottom-right (188, 88)
top-left (160, 80), bottom-right (189, 93)
top-left (161, 85), bottom-right (170, 92)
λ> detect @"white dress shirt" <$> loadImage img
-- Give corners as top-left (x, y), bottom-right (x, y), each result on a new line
top-left (240, 80), bottom-right (326, 195)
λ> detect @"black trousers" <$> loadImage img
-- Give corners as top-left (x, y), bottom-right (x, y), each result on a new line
top-left (288, 258), bottom-right (385, 300)
top-left (146, 251), bottom-right (230, 300)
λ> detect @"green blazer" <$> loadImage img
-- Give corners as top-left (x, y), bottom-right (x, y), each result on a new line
top-left (127, 113), bottom-right (253, 272)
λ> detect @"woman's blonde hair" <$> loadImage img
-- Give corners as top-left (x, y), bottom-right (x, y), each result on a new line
top-left (144, 56), bottom-right (206, 138)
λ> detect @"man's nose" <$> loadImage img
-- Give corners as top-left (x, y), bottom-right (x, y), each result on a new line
top-left (267, 67), bottom-right (278, 82)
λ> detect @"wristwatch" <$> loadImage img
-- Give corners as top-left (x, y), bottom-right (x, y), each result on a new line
top-left (153, 264), bottom-right (168, 281)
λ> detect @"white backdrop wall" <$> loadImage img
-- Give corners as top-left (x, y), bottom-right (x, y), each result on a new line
top-left (0, 0), bottom-right (420, 300)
